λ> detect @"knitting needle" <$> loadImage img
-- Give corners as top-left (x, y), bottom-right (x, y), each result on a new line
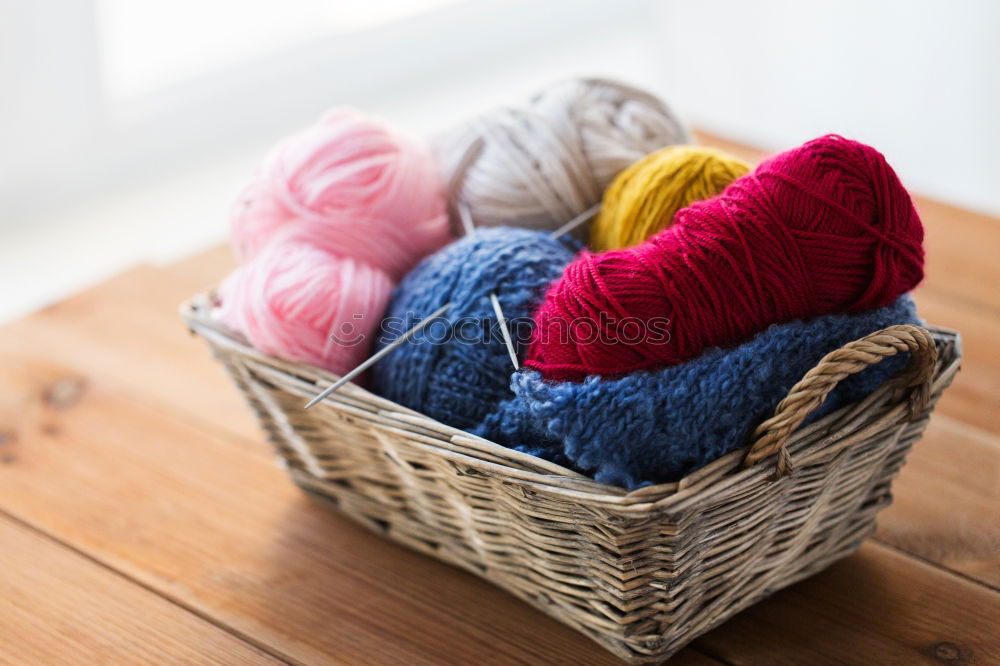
top-left (457, 200), bottom-right (476, 237)
top-left (306, 203), bottom-right (479, 408)
top-left (549, 203), bottom-right (601, 240)
top-left (304, 302), bottom-right (452, 409)
top-left (472, 204), bottom-right (600, 371)
top-left (446, 137), bottom-right (485, 237)
top-left (305, 203), bottom-right (599, 407)
top-left (446, 137), bottom-right (485, 200)
top-left (457, 202), bottom-right (521, 371)
top-left (483, 204), bottom-right (603, 370)
top-left (490, 292), bottom-right (520, 371)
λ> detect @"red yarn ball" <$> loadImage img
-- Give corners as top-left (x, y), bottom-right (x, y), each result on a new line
top-left (525, 135), bottom-right (925, 381)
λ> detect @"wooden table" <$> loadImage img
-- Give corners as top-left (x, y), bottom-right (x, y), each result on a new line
top-left (1, 135), bottom-right (998, 665)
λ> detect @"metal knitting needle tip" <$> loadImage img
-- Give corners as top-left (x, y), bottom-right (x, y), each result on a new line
top-left (446, 136), bottom-right (485, 200)
top-left (457, 202), bottom-right (476, 237)
top-left (549, 203), bottom-right (601, 240)
top-left (490, 291), bottom-right (520, 371)
top-left (305, 302), bottom-right (452, 409)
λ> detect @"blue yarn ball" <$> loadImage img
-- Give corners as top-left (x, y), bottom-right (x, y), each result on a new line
top-left (474, 295), bottom-right (920, 489)
top-left (372, 227), bottom-right (577, 431)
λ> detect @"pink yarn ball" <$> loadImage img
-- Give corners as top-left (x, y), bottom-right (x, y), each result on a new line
top-left (231, 107), bottom-right (451, 267)
top-left (216, 234), bottom-right (392, 378)
top-left (218, 107), bottom-right (453, 376)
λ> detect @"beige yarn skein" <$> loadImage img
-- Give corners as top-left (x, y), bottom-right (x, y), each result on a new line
top-left (435, 78), bottom-right (690, 235)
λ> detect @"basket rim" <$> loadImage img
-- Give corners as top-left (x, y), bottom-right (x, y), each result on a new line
top-left (181, 291), bottom-right (962, 511)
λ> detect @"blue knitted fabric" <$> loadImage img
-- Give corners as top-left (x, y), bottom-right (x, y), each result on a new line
top-left (473, 295), bottom-right (920, 489)
top-left (372, 227), bottom-right (577, 432)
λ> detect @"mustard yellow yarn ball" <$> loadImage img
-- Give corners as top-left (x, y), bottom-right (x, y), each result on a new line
top-left (590, 145), bottom-right (750, 251)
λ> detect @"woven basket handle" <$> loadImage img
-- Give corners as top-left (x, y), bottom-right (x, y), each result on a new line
top-left (743, 324), bottom-right (937, 478)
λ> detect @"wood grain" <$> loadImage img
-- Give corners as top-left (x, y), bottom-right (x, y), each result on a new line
top-left (0, 342), bottom-right (717, 666)
top-left (875, 414), bottom-right (1000, 589)
top-left (1, 264), bottom-right (262, 448)
top-left (913, 290), bottom-right (1000, 434)
top-left (0, 514), bottom-right (281, 665)
top-left (0, 332), bottom-right (997, 663)
top-left (694, 542), bottom-right (1000, 665)
top-left (908, 195), bottom-right (1000, 311)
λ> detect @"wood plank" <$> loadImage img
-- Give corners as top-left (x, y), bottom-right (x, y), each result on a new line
top-left (2, 327), bottom-right (998, 664)
top-left (0, 342), bottom-right (717, 666)
top-left (164, 243), bottom-right (235, 288)
top-left (694, 542), bottom-right (1000, 665)
top-left (914, 196), bottom-right (1000, 311)
top-left (2, 263), bottom-right (263, 448)
top-left (0, 515), bottom-right (281, 665)
top-left (875, 414), bottom-right (1000, 589)
top-left (913, 290), bottom-right (1000, 435)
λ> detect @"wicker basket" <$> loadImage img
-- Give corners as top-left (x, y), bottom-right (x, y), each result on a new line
top-left (182, 294), bottom-right (961, 664)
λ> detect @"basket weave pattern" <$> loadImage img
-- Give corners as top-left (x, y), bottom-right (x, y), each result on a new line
top-left (183, 296), bottom-right (960, 664)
